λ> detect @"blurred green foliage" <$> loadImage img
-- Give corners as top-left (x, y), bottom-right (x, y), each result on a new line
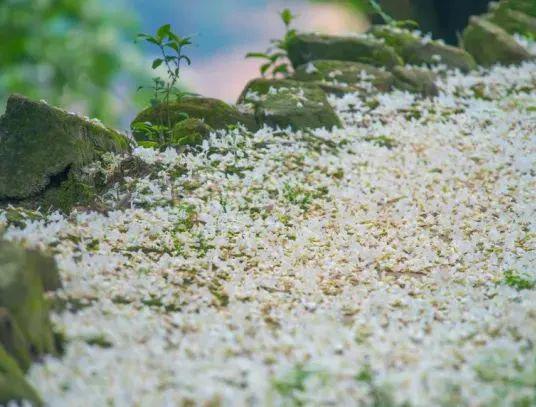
top-left (0, 0), bottom-right (146, 126)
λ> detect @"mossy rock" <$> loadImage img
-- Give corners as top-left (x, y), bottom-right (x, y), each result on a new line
top-left (237, 78), bottom-right (318, 104)
top-left (286, 33), bottom-right (403, 69)
top-left (462, 17), bottom-right (532, 66)
top-left (293, 60), bottom-right (396, 93)
top-left (313, 82), bottom-right (363, 97)
top-left (392, 66), bottom-right (439, 96)
top-left (500, 0), bottom-right (536, 18)
top-left (2, 207), bottom-right (43, 229)
top-left (131, 97), bottom-right (258, 139)
top-left (0, 308), bottom-right (31, 372)
top-left (0, 95), bottom-right (130, 201)
top-left (0, 240), bottom-right (58, 363)
top-left (171, 118), bottom-right (214, 148)
top-left (487, 3), bottom-right (536, 37)
top-left (370, 25), bottom-right (477, 72)
top-left (239, 78), bottom-right (342, 131)
top-left (0, 344), bottom-right (42, 406)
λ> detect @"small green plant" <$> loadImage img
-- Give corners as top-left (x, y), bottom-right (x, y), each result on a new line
top-left (364, 135), bottom-right (397, 149)
top-left (135, 24), bottom-right (193, 146)
top-left (368, 0), bottom-right (394, 25)
top-left (273, 365), bottom-right (314, 402)
top-left (503, 270), bottom-right (535, 290)
top-left (246, 9), bottom-right (297, 78)
top-left (367, 0), bottom-right (419, 30)
top-left (283, 183), bottom-right (313, 210)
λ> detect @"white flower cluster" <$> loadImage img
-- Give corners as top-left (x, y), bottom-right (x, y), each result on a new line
top-left (1, 60), bottom-right (535, 406)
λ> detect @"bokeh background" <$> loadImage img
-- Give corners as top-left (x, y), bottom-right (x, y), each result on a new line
top-left (0, 0), bottom-right (490, 128)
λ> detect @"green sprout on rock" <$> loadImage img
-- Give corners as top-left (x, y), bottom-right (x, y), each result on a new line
top-left (246, 9), bottom-right (297, 78)
top-left (135, 24), bottom-right (193, 147)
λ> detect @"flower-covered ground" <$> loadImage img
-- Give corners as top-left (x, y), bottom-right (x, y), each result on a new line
top-left (2, 61), bottom-right (535, 406)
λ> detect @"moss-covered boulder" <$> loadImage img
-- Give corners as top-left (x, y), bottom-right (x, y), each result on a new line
top-left (370, 25), bottom-right (477, 72)
top-left (487, 2), bottom-right (536, 37)
top-left (0, 308), bottom-right (31, 372)
top-left (0, 344), bottom-right (42, 406)
top-left (171, 118), bottom-right (214, 148)
top-left (392, 66), bottom-right (439, 96)
top-left (238, 79), bottom-right (341, 131)
top-left (462, 17), bottom-right (532, 66)
top-left (501, 0), bottom-right (536, 17)
top-left (0, 241), bottom-right (60, 405)
top-left (131, 97), bottom-right (258, 140)
top-left (293, 60), bottom-right (396, 93)
top-left (0, 95), bottom-right (130, 202)
top-left (0, 241), bottom-right (58, 363)
top-left (286, 33), bottom-right (403, 69)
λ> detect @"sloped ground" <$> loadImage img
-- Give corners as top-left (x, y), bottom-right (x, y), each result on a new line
top-left (1, 62), bottom-right (535, 406)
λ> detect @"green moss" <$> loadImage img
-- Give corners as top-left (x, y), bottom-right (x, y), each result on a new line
top-left (171, 118), bottom-right (213, 147)
top-left (0, 241), bottom-right (58, 363)
top-left (293, 60), bottom-right (396, 93)
top-left (273, 365), bottom-right (313, 402)
top-left (364, 135), bottom-right (398, 149)
top-left (502, 0), bottom-right (536, 18)
top-left (0, 308), bottom-right (31, 372)
top-left (3, 206), bottom-right (43, 229)
top-left (370, 25), bottom-right (477, 72)
top-left (208, 280), bottom-right (230, 307)
top-left (131, 97), bottom-right (258, 138)
top-left (503, 270), bottom-right (535, 290)
top-left (84, 334), bottom-right (113, 348)
top-left (238, 78), bottom-right (307, 103)
top-left (38, 169), bottom-right (99, 213)
top-left (286, 33), bottom-right (403, 69)
top-left (239, 78), bottom-right (341, 131)
top-left (0, 344), bottom-right (42, 406)
top-left (487, 3), bottom-right (536, 37)
top-left (463, 17), bottom-right (532, 66)
top-left (392, 66), bottom-right (438, 96)
top-left (0, 94), bottom-right (130, 201)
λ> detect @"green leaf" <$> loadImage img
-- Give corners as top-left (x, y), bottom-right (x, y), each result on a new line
top-left (260, 62), bottom-right (272, 76)
top-left (179, 37), bottom-right (192, 47)
top-left (164, 42), bottom-right (179, 52)
top-left (157, 24), bottom-right (171, 40)
top-left (152, 59), bottom-right (163, 69)
top-left (272, 64), bottom-right (289, 75)
top-left (136, 33), bottom-right (151, 42)
top-left (179, 55), bottom-right (191, 65)
top-left (246, 52), bottom-right (271, 60)
top-left (368, 0), bottom-right (394, 24)
top-left (394, 20), bottom-right (420, 30)
top-left (280, 8), bottom-right (295, 27)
